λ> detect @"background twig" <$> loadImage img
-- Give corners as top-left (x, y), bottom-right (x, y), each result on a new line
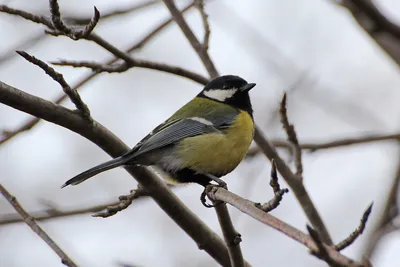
top-left (0, 184), bottom-right (78, 267)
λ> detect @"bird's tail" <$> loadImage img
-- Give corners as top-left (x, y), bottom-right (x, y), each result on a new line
top-left (61, 156), bottom-right (130, 188)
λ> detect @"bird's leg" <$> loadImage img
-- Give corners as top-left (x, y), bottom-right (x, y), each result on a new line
top-left (200, 174), bottom-right (227, 208)
top-left (206, 174), bottom-right (227, 189)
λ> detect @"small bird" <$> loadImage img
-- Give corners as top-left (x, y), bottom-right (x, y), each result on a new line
top-left (62, 75), bottom-right (256, 205)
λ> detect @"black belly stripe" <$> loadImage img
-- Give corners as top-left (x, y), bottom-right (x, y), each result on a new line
top-left (170, 168), bottom-right (212, 186)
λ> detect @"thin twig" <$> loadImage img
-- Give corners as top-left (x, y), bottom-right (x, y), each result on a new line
top-left (209, 191), bottom-right (245, 267)
top-left (162, 0), bottom-right (218, 78)
top-left (52, 60), bottom-right (130, 73)
top-left (334, 203), bottom-right (373, 251)
top-left (0, 184), bottom-right (78, 267)
top-left (206, 186), bottom-right (366, 267)
top-left (92, 186), bottom-right (150, 218)
top-left (0, 3), bottom-right (207, 85)
top-left (63, 0), bottom-right (159, 25)
top-left (51, 58), bottom-right (208, 84)
top-left (363, 142), bottom-right (400, 258)
top-left (49, 0), bottom-right (100, 40)
top-left (279, 93), bottom-right (303, 177)
top-left (195, 0), bottom-right (210, 51)
top-left (16, 50), bottom-right (91, 119)
top-left (256, 159), bottom-right (289, 212)
top-left (245, 133), bottom-right (400, 157)
top-left (0, 2), bottom-right (197, 146)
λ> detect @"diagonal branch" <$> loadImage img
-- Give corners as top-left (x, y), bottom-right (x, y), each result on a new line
top-left (334, 203), bottom-right (373, 251)
top-left (16, 51), bottom-right (91, 119)
top-left (0, 2), bottom-right (197, 146)
top-left (206, 186), bottom-right (367, 267)
top-left (0, 80), bottom-right (235, 267)
top-left (163, 0), bottom-right (218, 78)
top-left (254, 127), bottom-right (334, 245)
top-left (162, 0), bottom-right (333, 246)
top-left (338, 0), bottom-right (400, 66)
top-left (195, 0), bottom-right (210, 51)
top-left (0, 184), bottom-right (78, 267)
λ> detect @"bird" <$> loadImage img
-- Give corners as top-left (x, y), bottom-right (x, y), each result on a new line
top-left (62, 75), bottom-right (256, 206)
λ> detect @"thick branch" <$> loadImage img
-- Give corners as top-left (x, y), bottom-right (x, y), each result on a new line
top-left (0, 184), bottom-right (78, 267)
top-left (0, 81), bottom-right (233, 267)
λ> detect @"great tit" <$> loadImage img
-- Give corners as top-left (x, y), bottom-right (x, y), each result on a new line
top-left (62, 75), bottom-right (256, 198)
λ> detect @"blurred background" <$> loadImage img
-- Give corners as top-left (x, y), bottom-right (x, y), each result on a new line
top-left (1, 0), bottom-right (400, 266)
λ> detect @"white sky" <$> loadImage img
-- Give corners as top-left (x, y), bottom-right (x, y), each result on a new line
top-left (1, 0), bottom-right (400, 266)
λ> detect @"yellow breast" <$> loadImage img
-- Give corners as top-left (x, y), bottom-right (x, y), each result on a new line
top-left (175, 111), bottom-right (254, 176)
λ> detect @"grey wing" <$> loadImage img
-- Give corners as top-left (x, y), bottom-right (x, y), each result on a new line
top-left (133, 119), bottom-right (220, 157)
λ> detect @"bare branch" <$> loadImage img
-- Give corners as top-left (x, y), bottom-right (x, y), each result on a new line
top-left (0, 81), bottom-right (232, 266)
top-left (0, 5), bottom-right (52, 27)
top-left (0, 184), bottom-right (78, 267)
top-left (16, 50), bottom-right (91, 119)
top-left (64, 0), bottom-right (159, 25)
top-left (254, 127), bottom-right (334, 245)
top-left (51, 58), bottom-right (208, 84)
top-left (256, 159), bottom-right (289, 212)
top-left (207, 186), bottom-right (366, 267)
top-left (0, 2), bottom-right (196, 146)
top-left (338, 0), bottom-right (400, 66)
top-left (161, 0), bottom-right (333, 247)
top-left (0, 3), bottom-right (207, 85)
top-left (246, 133), bottom-right (400, 158)
top-left (211, 198), bottom-right (245, 267)
top-left (334, 203), bottom-right (373, 251)
top-left (92, 186), bottom-right (150, 218)
top-left (280, 93), bottom-right (303, 177)
top-left (363, 145), bottom-right (400, 258)
top-left (49, 0), bottom-right (100, 40)
top-left (162, 0), bottom-right (218, 78)
top-left (195, 0), bottom-right (210, 51)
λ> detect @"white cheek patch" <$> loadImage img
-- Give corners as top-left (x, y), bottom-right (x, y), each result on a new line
top-left (203, 89), bottom-right (237, 102)
top-left (189, 117), bottom-right (214, 126)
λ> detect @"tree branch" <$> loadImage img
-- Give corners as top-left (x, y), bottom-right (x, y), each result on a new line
top-left (16, 50), bottom-right (91, 119)
top-left (206, 186), bottom-right (367, 267)
top-left (255, 159), bottom-right (289, 212)
top-left (0, 2), bottom-right (197, 146)
top-left (0, 184), bottom-right (78, 267)
top-left (334, 203), bottom-right (373, 251)
top-left (162, 0), bottom-right (218, 78)
top-left (213, 202), bottom-right (246, 267)
top-left (49, 0), bottom-right (100, 40)
top-left (162, 0), bottom-right (333, 246)
top-left (0, 81), bottom-right (234, 267)
top-left (338, 0), bottom-right (400, 66)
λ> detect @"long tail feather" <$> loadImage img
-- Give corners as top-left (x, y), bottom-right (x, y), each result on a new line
top-left (61, 156), bottom-right (129, 188)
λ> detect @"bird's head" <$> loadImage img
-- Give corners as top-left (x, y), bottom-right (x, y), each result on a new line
top-left (198, 75), bottom-right (256, 114)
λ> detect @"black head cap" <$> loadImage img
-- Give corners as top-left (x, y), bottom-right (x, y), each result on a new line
top-left (198, 75), bottom-right (256, 115)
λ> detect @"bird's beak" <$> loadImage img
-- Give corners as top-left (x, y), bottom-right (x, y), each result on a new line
top-left (240, 83), bottom-right (256, 92)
